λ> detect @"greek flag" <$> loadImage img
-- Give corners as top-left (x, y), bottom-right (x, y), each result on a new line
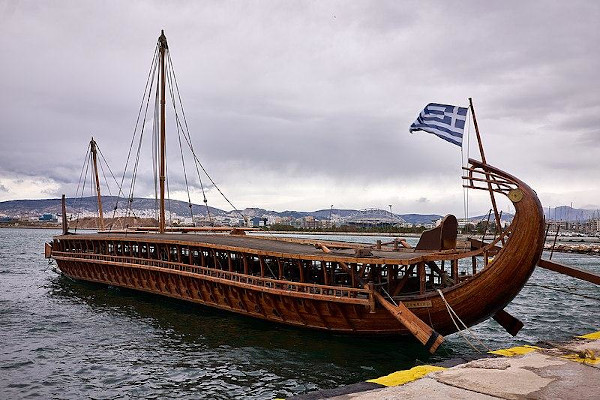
top-left (409, 103), bottom-right (468, 146)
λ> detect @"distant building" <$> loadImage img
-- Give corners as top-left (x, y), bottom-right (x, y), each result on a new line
top-left (249, 217), bottom-right (268, 227)
top-left (39, 213), bottom-right (58, 222)
top-left (344, 209), bottom-right (406, 228)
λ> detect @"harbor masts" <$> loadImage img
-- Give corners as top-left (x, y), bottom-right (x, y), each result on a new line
top-left (158, 30), bottom-right (168, 234)
top-left (90, 137), bottom-right (105, 231)
top-left (469, 98), bottom-right (503, 241)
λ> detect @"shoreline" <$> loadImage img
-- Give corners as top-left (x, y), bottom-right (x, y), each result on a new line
top-left (3, 225), bottom-right (599, 255)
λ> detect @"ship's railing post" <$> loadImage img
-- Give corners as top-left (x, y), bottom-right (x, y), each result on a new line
top-left (367, 282), bottom-right (375, 313)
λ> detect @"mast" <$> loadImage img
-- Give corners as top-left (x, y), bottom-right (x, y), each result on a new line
top-left (468, 98), bottom-right (503, 241)
top-left (90, 137), bottom-right (105, 231)
top-left (61, 194), bottom-right (68, 235)
top-left (158, 30), bottom-right (168, 233)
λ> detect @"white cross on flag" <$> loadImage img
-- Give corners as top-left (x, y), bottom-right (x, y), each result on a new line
top-left (409, 103), bottom-right (468, 146)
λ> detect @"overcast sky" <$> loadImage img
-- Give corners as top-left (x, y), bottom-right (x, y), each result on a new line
top-left (1, 0), bottom-right (598, 217)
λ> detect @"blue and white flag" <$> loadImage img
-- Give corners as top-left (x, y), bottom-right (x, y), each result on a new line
top-left (409, 103), bottom-right (468, 147)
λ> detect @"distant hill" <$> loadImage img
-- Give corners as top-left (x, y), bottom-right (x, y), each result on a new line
top-left (0, 196), bottom-right (226, 218)
top-left (0, 196), bottom-right (443, 225)
top-left (469, 212), bottom-right (514, 222)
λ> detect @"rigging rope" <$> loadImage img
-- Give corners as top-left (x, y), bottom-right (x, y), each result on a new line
top-left (96, 144), bottom-right (122, 196)
top-left (72, 143), bottom-right (91, 232)
top-left (165, 60), bottom-right (195, 223)
top-left (165, 54), bottom-right (213, 223)
top-left (109, 42), bottom-right (249, 231)
top-left (437, 289), bottom-right (491, 353)
top-left (153, 71), bottom-right (160, 224)
top-left (166, 52), bottom-right (245, 222)
top-left (111, 46), bottom-right (159, 228)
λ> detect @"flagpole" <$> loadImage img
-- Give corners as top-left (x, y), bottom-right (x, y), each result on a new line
top-left (468, 98), bottom-right (504, 242)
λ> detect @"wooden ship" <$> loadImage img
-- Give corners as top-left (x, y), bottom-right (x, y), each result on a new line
top-left (46, 31), bottom-right (556, 353)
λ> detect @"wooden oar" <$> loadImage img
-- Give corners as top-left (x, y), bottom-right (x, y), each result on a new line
top-left (493, 309), bottom-right (523, 336)
top-left (538, 258), bottom-right (600, 285)
top-left (371, 290), bottom-right (444, 353)
top-left (315, 243), bottom-right (444, 353)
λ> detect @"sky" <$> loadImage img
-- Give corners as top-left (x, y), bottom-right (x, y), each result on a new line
top-left (0, 0), bottom-right (598, 217)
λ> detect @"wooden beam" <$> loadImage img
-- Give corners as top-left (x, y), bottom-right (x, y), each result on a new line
top-left (538, 258), bottom-right (600, 285)
top-left (418, 261), bottom-right (426, 294)
top-left (61, 194), bottom-right (68, 234)
top-left (297, 260), bottom-right (305, 283)
top-left (259, 256), bottom-right (265, 278)
top-left (277, 258), bottom-right (283, 279)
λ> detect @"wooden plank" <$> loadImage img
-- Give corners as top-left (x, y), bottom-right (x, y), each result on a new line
top-left (372, 291), bottom-right (444, 353)
top-left (277, 258), bottom-right (283, 279)
top-left (538, 258), bottom-right (600, 285)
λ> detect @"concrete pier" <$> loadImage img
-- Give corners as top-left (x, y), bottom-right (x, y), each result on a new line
top-left (292, 331), bottom-right (599, 400)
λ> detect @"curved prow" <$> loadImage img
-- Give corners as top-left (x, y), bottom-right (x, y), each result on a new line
top-left (460, 159), bottom-right (546, 323)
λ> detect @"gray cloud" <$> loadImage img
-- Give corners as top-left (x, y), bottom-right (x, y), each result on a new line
top-left (0, 0), bottom-right (598, 215)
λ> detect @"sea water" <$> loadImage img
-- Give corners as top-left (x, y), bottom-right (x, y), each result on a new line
top-left (0, 228), bottom-right (598, 399)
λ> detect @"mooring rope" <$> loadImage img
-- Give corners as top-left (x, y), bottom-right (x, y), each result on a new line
top-left (437, 289), bottom-right (491, 353)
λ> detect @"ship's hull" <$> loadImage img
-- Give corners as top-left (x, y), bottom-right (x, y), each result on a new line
top-left (50, 160), bottom-right (546, 338)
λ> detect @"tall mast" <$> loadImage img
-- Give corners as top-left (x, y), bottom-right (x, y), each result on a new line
top-left (158, 30), bottom-right (168, 233)
top-left (90, 137), bottom-right (105, 231)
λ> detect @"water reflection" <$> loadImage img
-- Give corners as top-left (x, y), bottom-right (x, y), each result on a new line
top-left (49, 272), bottom-right (433, 398)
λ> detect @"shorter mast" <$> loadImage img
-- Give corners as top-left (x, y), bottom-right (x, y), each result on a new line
top-left (90, 137), bottom-right (105, 231)
top-left (468, 98), bottom-right (503, 241)
top-left (61, 194), bottom-right (68, 235)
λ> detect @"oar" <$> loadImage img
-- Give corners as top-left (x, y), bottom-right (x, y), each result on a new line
top-left (315, 243), bottom-right (444, 353)
top-left (538, 258), bottom-right (600, 285)
top-left (493, 309), bottom-right (523, 336)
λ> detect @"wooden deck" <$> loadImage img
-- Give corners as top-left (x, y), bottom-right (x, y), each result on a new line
top-left (60, 232), bottom-right (447, 261)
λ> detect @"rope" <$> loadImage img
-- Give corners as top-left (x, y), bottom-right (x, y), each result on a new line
top-left (96, 143), bottom-right (122, 196)
top-left (380, 286), bottom-right (398, 306)
top-left (111, 46), bottom-right (159, 226)
top-left (166, 52), bottom-right (244, 222)
top-left (165, 60), bottom-right (195, 223)
top-left (437, 289), bottom-right (491, 353)
top-left (165, 54), bottom-right (213, 223)
top-left (71, 143), bottom-right (91, 232)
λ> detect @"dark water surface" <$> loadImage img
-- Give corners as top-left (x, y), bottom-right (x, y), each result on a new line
top-left (1, 228), bottom-right (598, 399)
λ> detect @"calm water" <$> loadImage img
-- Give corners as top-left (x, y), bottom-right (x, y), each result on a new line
top-left (0, 228), bottom-right (598, 399)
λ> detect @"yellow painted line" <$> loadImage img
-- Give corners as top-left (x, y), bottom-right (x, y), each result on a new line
top-left (489, 345), bottom-right (541, 357)
top-left (561, 352), bottom-right (599, 365)
top-left (367, 365), bottom-right (446, 387)
top-left (576, 331), bottom-right (600, 340)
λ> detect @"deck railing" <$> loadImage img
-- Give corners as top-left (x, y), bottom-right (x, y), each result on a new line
top-left (52, 251), bottom-right (370, 301)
